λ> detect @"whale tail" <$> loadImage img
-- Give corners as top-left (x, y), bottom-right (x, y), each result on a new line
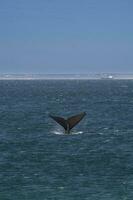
top-left (49, 112), bottom-right (86, 134)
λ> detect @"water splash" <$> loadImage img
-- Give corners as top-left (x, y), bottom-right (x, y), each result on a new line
top-left (71, 131), bottom-right (83, 135)
top-left (52, 130), bottom-right (64, 135)
top-left (52, 130), bottom-right (83, 135)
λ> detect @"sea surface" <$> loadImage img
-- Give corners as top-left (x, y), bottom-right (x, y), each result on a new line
top-left (0, 80), bottom-right (133, 200)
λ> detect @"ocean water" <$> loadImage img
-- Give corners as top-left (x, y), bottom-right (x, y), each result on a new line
top-left (0, 80), bottom-right (133, 200)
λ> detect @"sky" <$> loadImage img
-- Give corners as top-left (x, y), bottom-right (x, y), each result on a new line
top-left (0, 0), bottom-right (133, 74)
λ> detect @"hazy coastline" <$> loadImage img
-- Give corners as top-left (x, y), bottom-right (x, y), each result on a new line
top-left (0, 74), bottom-right (133, 80)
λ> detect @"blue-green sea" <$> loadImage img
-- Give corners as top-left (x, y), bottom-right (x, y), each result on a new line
top-left (0, 80), bottom-right (133, 200)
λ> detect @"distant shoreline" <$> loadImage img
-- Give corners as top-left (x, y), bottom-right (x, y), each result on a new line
top-left (0, 74), bottom-right (133, 80)
top-left (0, 78), bottom-right (133, 80)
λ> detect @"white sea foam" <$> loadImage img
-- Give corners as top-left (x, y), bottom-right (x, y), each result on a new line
top-left (52, 130), bottom-right (83, 135)
top-left (71, 131), bottom-right (83, 135)
top-left (53, 130), bottom-right (64, 135)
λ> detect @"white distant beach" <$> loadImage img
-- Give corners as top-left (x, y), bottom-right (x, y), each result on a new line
top-left (0, 74), bottom-right (133, 80)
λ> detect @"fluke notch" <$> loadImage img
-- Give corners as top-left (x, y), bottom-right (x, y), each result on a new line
top-left (49, 112), bottom-right (86, 134)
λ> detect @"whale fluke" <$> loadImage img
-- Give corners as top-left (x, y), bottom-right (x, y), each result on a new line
top-left (49, 112), bottom-right (86, 134)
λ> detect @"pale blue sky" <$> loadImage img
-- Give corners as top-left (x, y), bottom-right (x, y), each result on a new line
top-left (0, 0), bottom-right (133, 73)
